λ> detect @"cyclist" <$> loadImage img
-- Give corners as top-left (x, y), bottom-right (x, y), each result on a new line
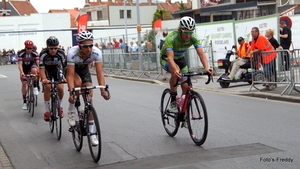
top-left (18, 40), bottom-right (40, 110)
top-left (66, 31), bottom-right (110, 146)
top-left (39, 36), bottom-right (66, 121)
top-left (160, 16), bottom-right (213, 113)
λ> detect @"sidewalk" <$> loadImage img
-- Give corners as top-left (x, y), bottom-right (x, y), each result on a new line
top-left (102, 70), bottom-right (300, 103)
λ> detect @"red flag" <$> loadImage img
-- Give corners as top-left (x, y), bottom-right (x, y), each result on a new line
top-left (153, 19), bottom-right (162, 33)
top-left (77, 14), bottom-right (89, 33)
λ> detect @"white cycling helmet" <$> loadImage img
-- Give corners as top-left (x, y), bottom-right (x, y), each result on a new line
top-left (179, 16), bottom-right (195, 31)
top-left (76, 31), bottom-right (94, 42)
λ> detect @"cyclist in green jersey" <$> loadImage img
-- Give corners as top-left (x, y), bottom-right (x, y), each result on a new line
top-left (160, 16), bottom-right (213, 112)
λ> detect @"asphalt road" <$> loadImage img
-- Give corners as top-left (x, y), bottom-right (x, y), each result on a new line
top-left (0, 65), bottom-right (299, 169)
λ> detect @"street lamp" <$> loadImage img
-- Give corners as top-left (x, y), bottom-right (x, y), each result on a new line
top-left (124, 0), bottom-right (128, 45)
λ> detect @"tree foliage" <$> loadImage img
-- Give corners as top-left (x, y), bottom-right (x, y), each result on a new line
top-left (178, 1), bottom-right (187, 10)
top-left (152, 9), bottom-right (166, 26)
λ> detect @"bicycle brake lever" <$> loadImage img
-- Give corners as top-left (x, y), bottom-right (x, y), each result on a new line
top-left (205, 75), bottom-right (213, 85)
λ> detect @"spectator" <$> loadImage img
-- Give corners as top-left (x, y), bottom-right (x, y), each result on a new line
top-left (2, 49), bottom-right (8, 65)
top-left (279, 20), bottom-right (292, 71)
top-left (265, 28), bottom-right (280, 50)
top-left (0, 49), bottom-right (3, 65)
top-left (249, 27), bottom-right (277, 91)
top-left (107, 42), bottom-right (113, 49)
top-left (119, 39), bottom-right (125, 51)
top-left (100, 42), bottom-right (106, 50)
top-left (94, 43), bottom-right (100, 49)
top-left (159, 31), bottom-right (168, 80)
top-left (128, 42), bottom-right (138, 54)
top-left (113, 38), bottom-right (120, 48)
top-left (223, 37), bottom-right (250, 80)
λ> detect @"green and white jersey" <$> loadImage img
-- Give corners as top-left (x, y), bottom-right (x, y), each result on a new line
top-left (160, 30), bottom-right (202, 59)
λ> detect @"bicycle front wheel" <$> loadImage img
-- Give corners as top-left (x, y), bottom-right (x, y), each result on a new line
top-left (29, 88), bottom-right (35, 117)
top-left (186, 91), bottom-right (208, 146)
top-left (54, 98), bottom-right (62, 140)
top-left (35, 95), bottom-right (38, 106)
top-left (49, 98), bottom-right (55, 133)
top-left (160, 89), bottom-right (180, 137)
top-left (86, 106), bottom-right (102, 162)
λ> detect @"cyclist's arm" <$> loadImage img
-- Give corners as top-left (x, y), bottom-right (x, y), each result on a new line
top-left (18, 60), bottom-right (24, 76)
top-left (66, 64), bottom-right (75, 93)
top-left (95, 62), bottom-right (105, 91)
top-left (166, 50), bottom-right (181, 78)
top-left (195, 47), bottom-right (212, 73)
top-left (39, 67), bottom-right (48, 83)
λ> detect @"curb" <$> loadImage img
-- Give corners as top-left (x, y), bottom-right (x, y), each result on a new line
top-left (104, 74), bottom-right (300, 103)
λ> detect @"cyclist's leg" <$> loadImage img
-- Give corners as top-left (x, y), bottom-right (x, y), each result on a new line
top-left (21, 66), bottom-right (30, 106)
top-left (43, 70), bottom-right (52, 121)
top-left (67, 72), bottom-right (81, 126)
top-left (174, 57), bottom-right (189, 95)
top-left (160, 56), bottom-right (178, 102)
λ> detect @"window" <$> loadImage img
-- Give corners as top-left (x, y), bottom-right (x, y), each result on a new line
top-left (97, 11), bottom-right (102, 20)
top-left (120, 10), bottom-right (124, 18)
top-left (119, 10), bottom-right (132, 19)
top-left (87, 12), bottom-right (92, 21)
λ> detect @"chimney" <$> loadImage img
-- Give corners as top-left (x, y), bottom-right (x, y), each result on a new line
top-left (166, 0), bottom-right (171, 3)
top-left (147, 0), bottom-right (152, 4)
top-left (117, 0), bottom-right (122, 3)
top-left (108, 0), bottom-right (112, 4)
top-left (2, 0), bottom-right (6, 10)
top-left (74, 7), bottom-right (79, 11)
top-left (97, 0), bottom-right (101, 3)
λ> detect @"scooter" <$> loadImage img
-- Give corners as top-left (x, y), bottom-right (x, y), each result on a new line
top-left (217, 46), bottom-right (264, 88)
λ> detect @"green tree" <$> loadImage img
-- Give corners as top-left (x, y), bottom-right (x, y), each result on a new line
top-left (178, 1), bottom-right (187, 10)
top-left (152, 9), bottom-right (166, 27)
top-left (142, 29), bottom-right (156, 52)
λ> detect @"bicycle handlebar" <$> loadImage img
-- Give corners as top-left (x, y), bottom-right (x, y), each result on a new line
top-left (47, 81), bottom-right (67, 85)
top-left (173, 72), bottom-right (213, 87)
top-left (25, 74), bottom-right (39, 77)
top-left (72, 85), bottom-right (110, 98)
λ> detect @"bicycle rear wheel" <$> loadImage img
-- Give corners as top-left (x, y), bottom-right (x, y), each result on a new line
top-left (29, 88), bottom-right (35, 117)
top-left (35, 95), bottom-right (38, 106)
top-left (54, 97), bottom-right (62, 140)
top-left (160, 89), bottom-right (180, 137)
top-left (86, 106), bottom-right (102, 162)
top-left (186, 91), bottom-right (208, 146)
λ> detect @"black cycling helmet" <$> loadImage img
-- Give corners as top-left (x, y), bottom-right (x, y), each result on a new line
top-left (46, 36), bottom-right (59, 46)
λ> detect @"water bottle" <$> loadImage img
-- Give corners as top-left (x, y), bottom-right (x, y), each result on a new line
top-left (176, 97), bottom-right (181, 107)
top-left (178, 95), bottom-right (186, 108)
top-left (78, 107), bottom-right (84, 120)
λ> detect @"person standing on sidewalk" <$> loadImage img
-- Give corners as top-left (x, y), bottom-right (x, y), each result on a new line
top-left (158, 31), bottom-right (168, 81)
top-left (222, 37), bottom-right (250, 80)
top-left (249, 27), bottom-right (276, 91)
top-left (279, 20), bottom-right (292, 71)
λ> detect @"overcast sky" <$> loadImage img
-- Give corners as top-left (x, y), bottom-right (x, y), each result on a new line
top-left (30, 0), bottom-right (182, 13)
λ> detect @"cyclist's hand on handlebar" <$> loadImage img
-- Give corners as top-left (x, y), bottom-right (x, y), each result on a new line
top-left (42, 78), bottom-right (50, 84)
top-left (205, 68), bottom-right (214, 76)
top-left (101, 91), bottom-right (110, 100)
top-left (173, 71), bottom-right (182, 79)
top-left (68, 94), bottom-right (77, 104)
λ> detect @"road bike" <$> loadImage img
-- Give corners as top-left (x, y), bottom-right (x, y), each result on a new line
top-left (48, 81), bottom-right (67, 140)
top-left (160, 72), bottom-right (212, 146)
top-left (69, 85), bottom-right (110, 162)
top-left (25, 73), bottom-right (38, 117)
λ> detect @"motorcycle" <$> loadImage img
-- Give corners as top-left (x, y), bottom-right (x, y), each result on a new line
top-left (217, 46), bottom-right (264, 88)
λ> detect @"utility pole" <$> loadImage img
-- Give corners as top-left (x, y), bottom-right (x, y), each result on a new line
top-left (136, 0), bottom-right (143, 71)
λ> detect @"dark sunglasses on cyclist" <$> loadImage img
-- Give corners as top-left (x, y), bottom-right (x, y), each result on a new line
top-left (49, 47), bottom-right (58, 50)
top-left (80, 44), bottom-right (93, 48)
top-left (26, 47), bottom-right (33, 50)
top-left (181, 29), bottom-right (193, 35)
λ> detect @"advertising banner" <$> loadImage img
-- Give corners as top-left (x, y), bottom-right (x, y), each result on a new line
top-left (77, 14), bottom-right (89, 33)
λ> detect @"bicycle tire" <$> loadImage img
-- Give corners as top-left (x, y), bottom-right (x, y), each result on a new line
top-left (49, 97), bottom-right (55, 133)
top-left (35, 95), bottom-right (38, 106)
top-left (54, 97), bottom-right (62, 140)
top-left (29, 88), bottom-right (35, 117)
top-left (160, 89), bottom-right (180, 137)
top-left (71, 108), bottom-right (83, 151)
top-left (86, 106), bottom-right (102, 162)
top-left (186, 91), bottom-right (208, 146)
top-left (26, 88), bottom-right (30, 111)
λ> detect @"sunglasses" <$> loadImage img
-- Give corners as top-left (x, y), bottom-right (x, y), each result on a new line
top-left (26, 48), bottom-right (33, 50)
top-left (49, 47), bottom-right (58, 50)
top-left (181, 29), bottom-right (194, 35)
top-left (79, 44), bottom-right (93, 48)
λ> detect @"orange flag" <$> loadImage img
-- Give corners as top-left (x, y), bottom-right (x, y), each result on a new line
top-left (77, 14), bottom-right (89, 33)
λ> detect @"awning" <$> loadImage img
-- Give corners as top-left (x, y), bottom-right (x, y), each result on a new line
top-left (280, 5), bottom-right (298, 16)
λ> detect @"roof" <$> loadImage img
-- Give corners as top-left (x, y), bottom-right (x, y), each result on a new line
top-left (9, 0), bottom-right (38, 16)
top-left (158, 2), bottom-right (192, 12)
top-left (49, 9), bottom-right (79, 28)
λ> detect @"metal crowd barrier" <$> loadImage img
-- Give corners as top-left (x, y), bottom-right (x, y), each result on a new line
top-left (249, 49), bottom-right (300, 95)
top-left (102, 51), bottom-right (161, 79)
